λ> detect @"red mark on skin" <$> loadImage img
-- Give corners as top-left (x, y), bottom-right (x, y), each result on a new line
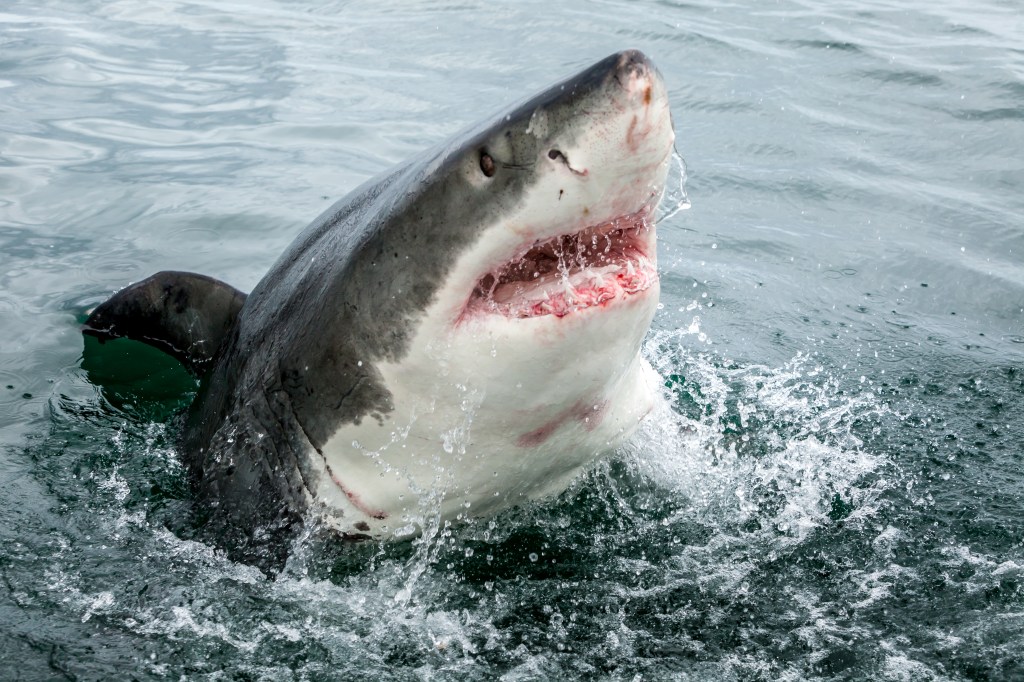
top-left (643, 85), bottom-right (652, 106)
top-left (626, 115), bottom-right (641, 152)
top-left (516, 399), bottom-right (609, 447)
top-left (325, 464), bottom-right (388, 519)
top-left (516, 419), bottom-right (561, 448)
top-left (577, 400), bottom-right (609, 432)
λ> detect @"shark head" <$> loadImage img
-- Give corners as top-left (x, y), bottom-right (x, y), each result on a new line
top-left (294, 50), bottom-right (677, 532)
top-left (438, 49), bottom-right (673, 326)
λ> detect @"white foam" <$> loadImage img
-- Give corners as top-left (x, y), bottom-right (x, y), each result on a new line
top-left (51, 324), bottom-right (898, 678)
top-left (628, 332), bottom-right (887, 536)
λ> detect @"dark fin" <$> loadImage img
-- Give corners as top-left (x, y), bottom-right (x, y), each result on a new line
top-left (83, 271), bottom-right (247, 375)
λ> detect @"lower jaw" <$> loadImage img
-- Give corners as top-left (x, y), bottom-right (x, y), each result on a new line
top-left (499, 262), bottom-right (656, 319)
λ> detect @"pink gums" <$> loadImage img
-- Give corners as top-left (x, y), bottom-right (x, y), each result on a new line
top-left (519, 266), bottom-right (652, 318)
top-left (463, 209), bottom-right (656, 322)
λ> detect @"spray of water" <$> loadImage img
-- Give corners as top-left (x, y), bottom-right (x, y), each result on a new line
top-left (657, 149), bottom-right (691, 224)
top-left (34, 316), bottom-right (895, 679)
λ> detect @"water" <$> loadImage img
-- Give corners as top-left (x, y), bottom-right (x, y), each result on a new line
top-left (1, 0), bottom-right (1022, 679)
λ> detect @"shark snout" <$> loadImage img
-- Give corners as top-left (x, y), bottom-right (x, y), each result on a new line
top-left (612, 50), bottom-right (662, 106)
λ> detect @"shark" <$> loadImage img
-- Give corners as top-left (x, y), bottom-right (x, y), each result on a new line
top-left (83, 50), bottom-right (676, 571)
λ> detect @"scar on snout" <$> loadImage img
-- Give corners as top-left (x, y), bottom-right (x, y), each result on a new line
top-left (626, 115), bottom-right (640, 152)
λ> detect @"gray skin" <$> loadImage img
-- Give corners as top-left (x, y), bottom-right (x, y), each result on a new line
top-left (84, 50), bottom-right (661, 573)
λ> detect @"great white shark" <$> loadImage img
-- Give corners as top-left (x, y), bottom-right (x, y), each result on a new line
top-left (83, 50), bottom-right (677, 572)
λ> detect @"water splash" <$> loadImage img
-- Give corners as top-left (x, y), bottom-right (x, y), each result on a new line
top-left (657, 149), bottom-right (691, 224)
top-left (25, 327), bottom-right (901, 679)
top-left (636, 330), bottom-right (887, 531)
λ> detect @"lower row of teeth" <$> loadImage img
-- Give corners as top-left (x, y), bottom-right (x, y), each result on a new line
top-left (491, 255), bottom-right (655, 317)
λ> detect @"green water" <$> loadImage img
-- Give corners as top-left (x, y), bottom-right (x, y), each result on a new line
top-left (1, 0), bottom-right (1022, 679)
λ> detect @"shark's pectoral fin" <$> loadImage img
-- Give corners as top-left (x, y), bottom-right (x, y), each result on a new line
top-left (83, 270), bottom-right (247, 375)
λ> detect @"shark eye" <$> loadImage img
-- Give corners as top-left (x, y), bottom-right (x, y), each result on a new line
top-left (480, 151), bottom-right (496, 178)
top-left (548, 149), bottom-right (565, 161)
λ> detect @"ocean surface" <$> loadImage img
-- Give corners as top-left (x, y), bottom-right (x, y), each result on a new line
top-left (1, 0), bottom-right (1022, 679)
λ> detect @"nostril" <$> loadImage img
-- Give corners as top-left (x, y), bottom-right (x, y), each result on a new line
top-left (547, 149), bottom-right (587, 177)
top-left (614, 50), bottom-right (652, 92)
top-left (618, 49), bottom-right (650, 75)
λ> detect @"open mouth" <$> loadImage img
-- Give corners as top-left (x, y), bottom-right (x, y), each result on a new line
top-left (465, 209), bottom-right (657, 320)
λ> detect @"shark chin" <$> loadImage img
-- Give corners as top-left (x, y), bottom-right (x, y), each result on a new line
top-left (82, 50), bottom-right (678, 572)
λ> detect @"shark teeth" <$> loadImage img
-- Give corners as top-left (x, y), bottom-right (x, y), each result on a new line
top-left (467, 210), bottom-right (657, 320)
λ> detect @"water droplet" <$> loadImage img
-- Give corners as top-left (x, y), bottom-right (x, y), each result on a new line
top-left (528, 552), bottom-right (539, 563)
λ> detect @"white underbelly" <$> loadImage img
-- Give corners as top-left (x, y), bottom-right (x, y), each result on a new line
top-left (312, 354), bottom-right (658, 538)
